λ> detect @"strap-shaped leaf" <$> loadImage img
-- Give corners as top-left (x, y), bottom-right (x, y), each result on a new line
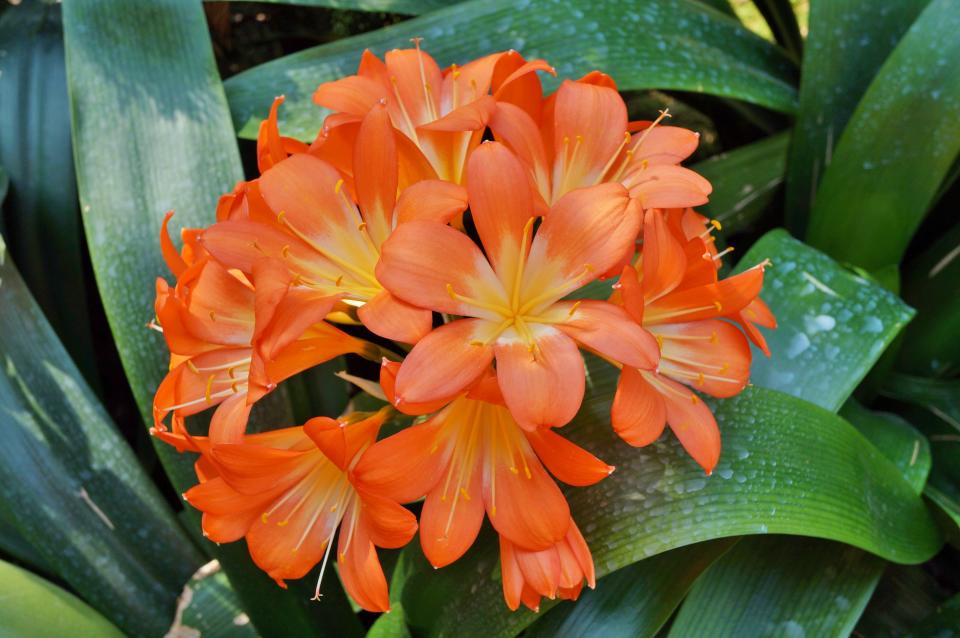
top-left (0, 237), bottom-right (204, 636)
top-left (209, 0), bottom-right (451, 12)
top-left (751, 0), bottom-right (803, 61)
top-left (224, 0), bottom-right (798, 141)
top-left (0, 559), bottom-right (126, 638)
top-left (783, 0), bottom-right (929, 233)
top-left (856, 564), bottom-right (954, 637)
top-left (735, 229), bottom-right (914, 412)
top-left (169, 561), bottom-right (258, 638)
top-left (905, 593), bottom-right (960, 637)
top-left (62, 2), bottom-right (360, 636)
top-left (526, 539), bottom-right (737, 638)
top-left (804, 0), bottom-right (960, 271)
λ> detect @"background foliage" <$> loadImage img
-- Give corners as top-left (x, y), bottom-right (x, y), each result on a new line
top-left (0, 0), bottom-right (958, 636)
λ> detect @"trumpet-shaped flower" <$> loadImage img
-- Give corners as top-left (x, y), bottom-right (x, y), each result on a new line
top-left (610, 208), bottom-right (773, 473)
top-left (153, 214), bottom-right (371, 445)
top-left (377, 142), bottom-right (660, 429)
top-left (202, 105), bottom-right (466, 344)
top-left (313, 42), bottom-right (553, 183)
top-left (354, 362), bottom-right (612, 568)
top-left (499, 517), bottom-right (595, 612)
top-left (176, 409), bottom-right (416, 612)
top-left (489, 75), bottom-right (711, 211)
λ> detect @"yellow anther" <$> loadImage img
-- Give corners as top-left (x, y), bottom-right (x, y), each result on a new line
top-left (335, 275), bottom-right (344, 287)
top-left (205, 375), bottom-right (215, 402)
top-left (469, 340), bottom-right (485, 347)
top-left (524, 466), bottom-right (532, 479)
top-left (291, 273), bottom-right (303, 286)
top-left (690, 394), bottom-right (699, 404)
top-left (568, 300), bottom-right (583, 317)
top-left (334, 179), bottom-right (345, 194)
top-left (209, 310), bottom-right (216, 321)
top-left (261, 513), bottom-right (269, 524)
top-left (696, 372), bottom-right (705, 386)
top-left (710, 331), bottom-right (718, 344)
top-left (714, 301), bottom-right (723, 311)
top-left (641, 159), bottom-right (649, 170)
top-left (656, 334), bottom-right (664, 349)
top-left (277, 210), bottom-right (287, 223)
top-left (277, 520), bottom-right (289, 527)
top-left (231, 382), bottom-right (240, 393)
top-left (187, 360), bottom-right (199, 374)
top-left (445, 283), bottom-right (458, 299)
top-left (720, 363), bottom-right (730, 372)
top-left (710, 219), bottom-right (722, 231)
top-left (358, 221), bottom-right (367, 232)
top-left (330, 505), bottom-right (338, 512)
top-left (281, 244), bottom-right (290, 258)
top-left (509, 466), bottom-right (519, 475)
top-left (459, 487), bottom-right (471, 501)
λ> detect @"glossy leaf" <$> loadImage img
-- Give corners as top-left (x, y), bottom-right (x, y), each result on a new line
top-left (62, 2), bottom-right (358, 636)
top-left (752, 0), bottom-right (803, 61)
top-left (735, 229), bottom-right (914, 411)
top-left (906, 594), bottom-right (960, 638)
top-left (856, 564), bottom-right (954, 638)
top-left (668, 537), bottom-right (883, 638)
top-left (224, 0), bottom-right (798, 141)
top-left (0, 559), bottom-right (125, 638)
top-left (0, 236), bottom-right (204, 636)
top-left (805, 0), bottom-right (960, 271)
top-left (169, 561), bottom-right (258, 638)
top-left (784, 0), bottom-right (929, 233)
top-left (212, 0), bottom-right (451, 12)
top-left (899, 221), bottom-right (960, 376)
top-left (0, 0), bottom-right (98, 386)
top-left (692, 132), bottom-right (788, 232)
top-left (526, 539), bottom-right (737, 638)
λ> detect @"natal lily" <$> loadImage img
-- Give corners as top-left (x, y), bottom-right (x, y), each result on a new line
top-left (610, 208), bottom-right (773, 473)
top-left (202, 104), bottom-right (466, 344)
top-left (500, 517), bottom-right (595, 612)
top-left (354, 361), bottom-right (612, 570)
top-left (313, 42), bottom-right (553, 183)
top-left (153, 214), bottom-right (371, 445)
top-left (377, 141), bottom-right (660, 429)
top-left (176, 408), bottom-right (417, 612)
top-left (489, 75), bottom-right (711, 212)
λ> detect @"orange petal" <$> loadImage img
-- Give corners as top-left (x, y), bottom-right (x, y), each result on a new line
top-left (209, 393), bottom-right (252, 445)
top-left (493, 327), bottom-right (584, 429)
top-left (616, 264), bottom-right (645, 324)
top-left (384, 48), bottom-right (443, 128)
top-left (303, 409), bottom-right (386, 471)
top-left (632, 126), bottom-right (700, 165)
top-left (394, 319), bottom-right (494, 406)
top-left (419, 96), bottom-right (496, 132)
top-left (160, 211), bottom-right (187, 276)
top-left (492, 55), bottom-right (555, 121)
top-left (357, 289), bottom-right (433, 344)
top-left (645, 266), bottom-right (764, 325)
top-left (625, 164), bottom-right (712, 209)
top-left (499, 534), bottom-right (525, 611)
top-left (655, 320), bottom-right (751, 398)
top-left (642, 208), bottom-right (687, 302)
top-left (338, 518), bottom-right (391, 612)
top-left (554, 299), bottom-right (659, 370)
top-left (489, 102), bottom-right (552, 208)
top-left (357, 489), bottom-right (418, 549)
top-left (514, 544), bottom-right (561, 599)
top-left (377, 220), bottom-right (508, 318)
top-left (354, 104), bottom-right (398, 246)
top-left (201, 219), bottom-right (317, 275)
top-left (420, 462), bottom-right (485, 567)
top-left (524, 428), bottom-right (613, 487)
top-left (612, 367), bottom-right (667, 447)
top-left (395, 179), bottom-right (468, 224)
top-left (257, 96), bottom-right (288, 173)
top-left (565, 520), bottom-right (595, 588)
top-left (655, 374), bottom-right (721, 474)
top-left (313, 74), bottom-right (386, 116)
top-left (378, 358), bottom-right (453, 416)
top-left (352, 417), bottom-right (449, 503)
top-left (466, 142), bottom-right (536, 283)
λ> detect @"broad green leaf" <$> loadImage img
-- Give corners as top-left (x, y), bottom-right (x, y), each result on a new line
top-left (804, 0), bottom-right (960, 271)
top-left (62, 2), bottom-right (359, 635)
top-left (170, 561), bottom-right (258, 638)
top-left (692, 132), bottom-right (788, 232)
top-left (211, 0), bottom-right (451, 12)
top-left (784, 0), bottom-right (929, 233)
top-left (735, 229), bottom-right (914, 412)
top-left (0, 559), bottom-right (125, 638)
top-left (367, 603), bottom-right (413, 638)
top-left (669, 536), bottom-right (883, 638)
top-left (0, 1), bottom-right (99, 387)
top-left (695, 0), bottom-right (736, 17)
top-left (402, 383), bottom-right (941, 638)
top-left (0, 237), bottom-right (204, 636)
top-left (751, 0), bottom-right (803, 61)
top-left (907, 593), bottom-right (960, 638)
top-left (224, 0), bottom-right (798, 141)
top-left (526, 539), bottom-right (737, 638)
top-left (899, 222), bottom-right (960, 376)
top-left (856, 564), bottom-right (954, 638)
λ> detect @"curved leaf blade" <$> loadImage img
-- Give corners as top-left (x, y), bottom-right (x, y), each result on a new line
top-left (804, 0), bottom-right (960, 270)
top-left (224, 0), bottom-right (798, 141)
top-left (210, 0), bottom-right (452, 12)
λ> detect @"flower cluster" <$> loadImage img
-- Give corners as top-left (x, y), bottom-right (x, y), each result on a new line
top-left (152, 43), bottom-right (774, 614)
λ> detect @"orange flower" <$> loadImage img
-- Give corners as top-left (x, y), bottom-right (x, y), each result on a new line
top-left (176, 408), bottom-right (416, 612)
top-left (499, 517), bottom-right (595, 612)
top-left (377, 142), bottom-right (659, 429)
top-left (610, 208), bottom-right (774, 473)
top-left (489, 74), bottom-right (711, 211)
top-left (354, 361), bottom-right (612, 569)
top-left (152, 214), bottom-right (372, 445)
top-left (202, 104), bottom-right (465, 344)
top-left (313, 41), bottom-right (553, 183)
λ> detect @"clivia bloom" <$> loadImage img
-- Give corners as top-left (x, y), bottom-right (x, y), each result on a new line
top-left (377, 141), bottom-right (660, 429)
top-left (354, 362), bottom-right (609, 604)
top-left (313, 41), bottom-right (553, 183)
top-left (173, 408), bottom-right (416, 612)
top-left (489, 75), bottom-right (711, 212)
top-left (202, 104), bottom-right (467, 345)
top-left (153, 214), bottom-right (372, 446)
top-left (610, 207), bottom-right (774, 473)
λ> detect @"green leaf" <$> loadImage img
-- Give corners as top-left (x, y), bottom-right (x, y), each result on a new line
top-left (784, 0), bottom-right (929, 234)
top-left (62, 2), bottom-right (360, 635)
top-left (856, 564), bottom-right (954, 638)
top-left (804, 0), bottom-right (960, 271)
top-left (402, 383), bottom-right (941, 638)
top-left (735, 229), bottom-right (915, 412)
top-left (0, 236), bottom-right (205, 636)
top-left (668, 536), bottom-right (883, 638)
top-left (692, 132), bottom-right (788, 232)
top-left (0, 0), bottom-right (99, 387)
top-left (224, 0), bottom-right (798, 141)
top-left (367, 603), bottom-right (413, 638)
top-left (751, 0), bottom-right (803, 61)
top-left (694, 0), bottom-right (736, 17)
top-left (526, 539), bottom-right (737, 638)
top-left (907, 593), bottom-right (960, 638)
top-left (0, 559), bottom-right (126, 638)
top-left (170, 561), bottom-right (258, 638)
top-left (209, 0), bottom-right (452, 12)
top-left (899, 221), bottom-right (960, 376)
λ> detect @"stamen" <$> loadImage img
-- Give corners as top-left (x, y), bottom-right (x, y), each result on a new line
top-left (389, 76), bottom-right (420, 142)
top-left (204, 375), bottom-right (215, 403)
top-left (596, 131), bottom-right (632, 184)
top-left (628, 108), bottom-right (672, 155)
top-left (567, 300), bottom-right (582, 317)
top-left (311, 525), bottom-right (338, 602)
top-left (516, 263), bottom-right (594, 316)
top-left (706, 246), bottom-right (735, 262)
top-left (510, 216), bottom-right (537, 313)
top-left (411, 37), bottom-right (439, 122)
top-left (276, 209), bottom-right (381, 288)
top-left (446, 283), bottom-right (512, 316)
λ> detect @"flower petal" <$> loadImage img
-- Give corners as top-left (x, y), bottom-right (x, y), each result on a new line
top-left (494, 327), bottom-right (584, 429)
top-left (655, 320), bottom-right (751, 398)
top-left (357, 489), bottom-right (418, 549)
top-left (524, 427), bottom-right (613, 487)
top-left (645, 266), bottom-right (764, 325)
top-left (611, 367), bottom-right (666, 447)
top-left (420, 461), bottom-right (484, 567)
top-left (313, 73), bottom-right (386, 117)
top-left (642, 208), bottom-right (687, 302)
top-left (624, 164), bottom-right (712, 209)
top-left (352, 416), bottom-right (449, 503)
top-left (395, 179), bottom-right (468, 225)
top-left (655, 374), bottom-right (721, 474)
top-left (357, 289), bottom-right (433, 344)
top-left (489, 102), bottom-right (552, 209)
top-left (354, 104), bottom-right (398, 247)
top-left (553, 300), bottom-right (659, 370)
top-left (338, 507), bottom-right (391, 612)
top-left (384, 47), bottom-right (443, 128)
top-left (632, 126), bottom-right (700, 165)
